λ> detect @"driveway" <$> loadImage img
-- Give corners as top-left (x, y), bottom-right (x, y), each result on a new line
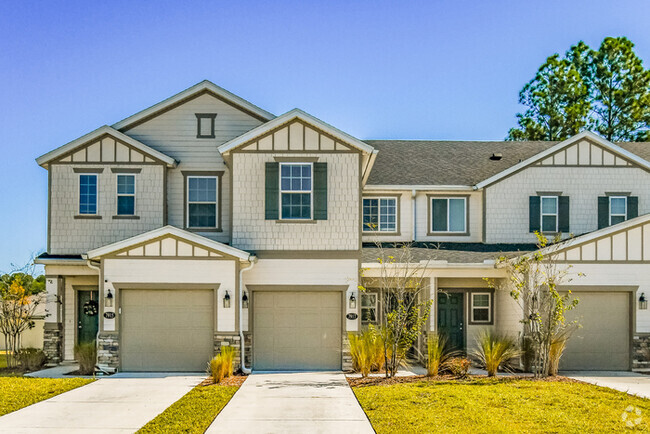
top-left (207, 372), bottom-right (374, 433)
top-left (0, 374), bottom-right (202, 433)
top-left (563, 371), bottom-right (650, 399)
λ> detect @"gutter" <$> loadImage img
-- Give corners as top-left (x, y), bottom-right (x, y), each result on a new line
top-left (239, 255), bottom-right (258, 374)
top-left (412, 189), bottom-right (417, 241)
top-left (364, 184), bottom-right (474, 191)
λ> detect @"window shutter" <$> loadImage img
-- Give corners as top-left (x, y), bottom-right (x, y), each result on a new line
top-left (628, 196), bottom-right (639, 220)
top-left (265, 162), bottom-right (279, 220)
top-left (529, 196), bottom-right (540, 232)
top-left (313, 162), bottom-right (328, 220)
top-left (597, 196), bottom-right (609, 229)
top-left (558, 196), bottom-right (570, 233)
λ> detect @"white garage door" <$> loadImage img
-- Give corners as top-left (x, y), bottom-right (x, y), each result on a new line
top-left (253, 291), bottom-right (342, 371)
top-left (121, 289), bottom-right (214, 372)
top-left (561, 291), bottom-right (630, 370)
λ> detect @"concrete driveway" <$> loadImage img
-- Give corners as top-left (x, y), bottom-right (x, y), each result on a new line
top-left (563, 371), bottom-right (650, 399)
top-left (207, 372), bottom-right (374, 433)
top-left (0, 374), bottom-right (202, 433)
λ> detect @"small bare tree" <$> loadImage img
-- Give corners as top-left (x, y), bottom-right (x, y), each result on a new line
top-left (487, 232), bottom-right (581, 377)
top-left (360, 240), bottom-right (435, 378)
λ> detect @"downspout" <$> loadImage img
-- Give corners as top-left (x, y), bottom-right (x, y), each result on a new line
top-left (412, 189), bottom-right (417, 241)
top-left (239, 255), bottom-right (257, 374)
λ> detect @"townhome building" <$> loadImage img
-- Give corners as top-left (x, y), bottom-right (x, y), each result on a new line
top-left (35, 81), bottom-right (650, 373)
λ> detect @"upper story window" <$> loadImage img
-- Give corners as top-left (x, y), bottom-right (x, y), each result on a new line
top-left (79, 174), bottom-right (98, 215)
top-left (187, 176), bottom-right (218, 228)
top-left (470, 292), bottom-right (491, 323)
top-left (195, 113), bottom-right (217, 139)
top-left (363, 197), bottom-right (397, 232)
top-left (280, 163), bottom-right (312, 220)
top-left (609, 196), bottom-right (627, 225)
top-left (116, 175), bottom-right (136, 215)
top-left (540, 196), bottom-right (558, 232)
top-left (430, 197), bottom-right (466, 233)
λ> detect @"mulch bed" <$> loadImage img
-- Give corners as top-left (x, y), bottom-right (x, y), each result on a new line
top-left (347, 374), bottom-right (578, 387)
top-left (199, 374), bottom-right (247, 387)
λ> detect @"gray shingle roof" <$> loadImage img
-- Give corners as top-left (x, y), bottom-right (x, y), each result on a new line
top-left (364, 140), bottom-right (650, 186)
top-left (362, 242), bottom-right (537, 264)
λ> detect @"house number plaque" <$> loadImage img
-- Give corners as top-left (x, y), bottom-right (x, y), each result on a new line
top-left (346, 313), bottom-right (358, 320)
top-left (103, 312), bottom-right (116, 319)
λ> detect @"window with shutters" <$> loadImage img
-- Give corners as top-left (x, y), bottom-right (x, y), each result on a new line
top-left (540, 196), bottom-right (558, 233)
top-left (609, 196), bottom-right (627, 225)
top-left (363, 197), bottom-right (397, 232)
top-left (280, 163), bottom-right (312, 219)
top-left (430, 197), bottom-right (467, 233)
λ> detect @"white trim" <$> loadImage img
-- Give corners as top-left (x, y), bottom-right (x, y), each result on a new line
top-left (362, 196), bottom-right (398, 233)
top-left (86, 226), bottom-right (250, 260)
top-left (540, 195), bottom-right (559, 233)
top-left (36, 125), bottom-right (177, 168)
top-left (470, 292), bottom-right (491, 323)
top-left (186, 175), bottom-right (219, 229)
top-left (112, 80), bottom-right (274, 130)
top-left (279, 162), bottom-right (313, 220)
top-left (474, 131), bottom-right (650, 189)
top-left (116, 174), bottom-right (136, 216)
top-left (609, 196), bottom-right (627, 226)
top-left (79, 173), bottom-right (99, 215)
top-left (430, 196), bottom-right (467, 233)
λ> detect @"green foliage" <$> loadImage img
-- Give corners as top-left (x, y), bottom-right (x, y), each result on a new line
top-left (426, 332), bottom-right (456, 376)
top-left (74, 342), bottom-right (96, 375)
top-left (209, 346), bottom-right (236, 383)
top-left (0, 377), bottom-right (93, 416)
top-left (349, 327), bottom-right (385, 377)
top-left (445, 357), bottom-right (470, 378)
top-left (472, 330), bottom-right (521, 377)
top-left (16, 348), bottom-right (46, 371)
top-left (137, 384), bottom-right (238, 434)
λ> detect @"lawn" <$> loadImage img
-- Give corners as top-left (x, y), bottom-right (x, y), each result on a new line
top-left (0, 377), bottom-right (93, 416)
top-left (353, 378), bottom-right (650, 433)
top-left (137, 383), bottom-right (239, 433)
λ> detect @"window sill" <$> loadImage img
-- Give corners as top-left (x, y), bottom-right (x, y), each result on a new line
top-left (112, 215), bottom-right (140, 220)
top-left (426, 231), bottom-right (470, 237)
top-left (468, 320), bottom-right (493, 326)
top-left (362, 231), bottom-right (401, 236)
top-left (74, 215), bottom-right (102, 220)
top-left (185, 227), bottom-right (223, 232)
top-left (275, 219), bottom-right (318, 224)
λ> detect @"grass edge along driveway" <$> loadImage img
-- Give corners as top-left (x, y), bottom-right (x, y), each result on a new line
top-left (353, 378), bottom-right (650, 433)
top-left (0, 377), bottom-right (94, 417)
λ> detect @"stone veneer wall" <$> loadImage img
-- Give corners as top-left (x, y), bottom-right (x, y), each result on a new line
top-left (342, 334), bottom-right (353, 371)
top-left (43, 323), bottom-right (63, 364)
top-left (214, 333), bottom-right (252, 371)
top-left (633, 334), bottom-right (650, 370)
top-left (97, 332), bottom-right (119, 369)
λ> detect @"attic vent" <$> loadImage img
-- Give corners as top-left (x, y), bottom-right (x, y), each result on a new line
top-left (490, 153), bottom-right (503, 161)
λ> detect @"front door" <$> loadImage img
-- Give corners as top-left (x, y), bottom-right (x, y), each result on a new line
top-left (77, 290), bottom-right (99, 344)
top-left (437, 292), bottom-right (464, 351)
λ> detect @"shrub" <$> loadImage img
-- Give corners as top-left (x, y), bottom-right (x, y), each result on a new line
top-left (548, 331), bottom-right (570, 376)
top-left (16, 348), bottom-right (46, 371)
top-left (473, 330), bottom-right (521, 377)
top-left (446, 357), bottom-right (470, 378)
top-left (74, 342), bottom-right (96, 375)
top-left (427, 332), bottom-right (456, 377)
top-left (348, 327), bottom-right (385, 377)
top-left (209, 345), bottom-right (237, 383)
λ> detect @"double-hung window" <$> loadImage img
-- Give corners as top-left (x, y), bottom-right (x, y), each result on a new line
top-left (609, 196), bottom-right (627, 225)
top-left (187, 176), bottom-right (218, 228)
top-left (471, 293), bottom-right (491, 323)
top-left (361, 293), bottom-right (378, 325)
top-left (363, 197), bottom-right (397, 232)
top-left (540, 196), bottom-right (558, 232)
top-left (79, 174), bottom-right (98, 215)
top-left (430, 197), bottom-right (466, 233)
top-left (280, 163), bottom-right (312, 219)
top-left (116, 175), bottom-right (135, 215)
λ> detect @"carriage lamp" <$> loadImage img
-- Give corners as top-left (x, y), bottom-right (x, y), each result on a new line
top-left (349, 293), bottom-right (357, 309)
top-left (223, 291), bottom-right (231, 308)
top-left (105, 289), bottom-right (114, 308)
top-left (639, 293), bottom-right (648, 310)
top-left (242, 291), bottom-right (249, 309)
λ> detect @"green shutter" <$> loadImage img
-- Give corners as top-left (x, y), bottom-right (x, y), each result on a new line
top-left (313, 162), bottom-right (328, 220)
top-left (265, 162), bottom-right (279, 220)
top-left (529, 196), bottom-right (540, 232)
top-left (598, 196), bottom-right (609, 229)
top-left (558, 196), bottom-right (570, 233)
top-left (628, 196), bottom-right (639, 220)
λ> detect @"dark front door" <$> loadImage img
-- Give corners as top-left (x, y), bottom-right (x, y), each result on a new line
top-left (77, 290), bottom-right (99, 344)
top-left (437, 292), bottom-right (464, 351)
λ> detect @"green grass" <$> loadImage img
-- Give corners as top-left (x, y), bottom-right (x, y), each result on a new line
top-left (0, 377), bottom-right (93, 416)
top-left (353, 378), bottom-right (650, 433)
top-left (137, 384), bottom-right (239, 433)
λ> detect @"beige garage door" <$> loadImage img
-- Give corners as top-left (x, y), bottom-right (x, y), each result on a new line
top-left (561, 292), bottom-right (630, 370)
top-left (121, 289), bottom-right (214, 372)
top-left (253, 291), bottom-right (342, 371)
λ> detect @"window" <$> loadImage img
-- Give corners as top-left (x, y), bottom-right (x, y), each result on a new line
top-left (363, 197), bottom-right (397, 232)
top-left (361, 293), bottom-right (378, 324)
top-left (280, 163), bottom-right (312, 219)
top-left (471, 293), bottom-right (491, 323)
top-left (610, 196), bottom-right (627, 225)
top-left (116, 175), bottom-right (135, 215)
top-left (79, 174), bottom-right (98, 215)
top-left (540, 196), bottom-right (558, 232)
top-left (187, 176), bottom-right (218, 228)
top-left (430, 197), bottom-right (466, 233)
top-left (195, 113), bottom-right (216, 138)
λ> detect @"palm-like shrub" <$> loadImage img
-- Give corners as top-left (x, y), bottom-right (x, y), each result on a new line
top-left (209, 345), bottom-right (237, 383)
top-left (473, 330), bottom-right (521, 377)
top-left (427, 332), bottom-right (456, 376)
top-left (74, 342), bottom-right (97, 375)
top-left (548, 331), bottom-right (570, 376)
top-left (348, 327), bottom-right (385, 377)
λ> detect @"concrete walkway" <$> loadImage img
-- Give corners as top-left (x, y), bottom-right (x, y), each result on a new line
top-left (563, 371), bottom-right (650, 399)
top-left (0, 374), bottom-right (203, 433)
top-left (207, 372), bottom-right (374, 434)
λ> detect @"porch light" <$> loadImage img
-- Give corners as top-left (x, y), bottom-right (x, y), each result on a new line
top-left (349, 293), bottom-right (357, 309)
top-left (242, 291), bottom-right (249, 309)
top-left (105, 289), bottom-right (114, 308)
top-left (640, 293), bottom-right (648, 310)
top-left (223, 291), bottom-right (231, 309)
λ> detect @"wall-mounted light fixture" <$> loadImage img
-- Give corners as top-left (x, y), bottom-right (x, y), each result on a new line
top-left (640, 293), bottom-right (648, 310)
top-left (242, 291), bottom-right (249, 309)
top-left (223, 291), bottom-right (231, 308)
top-left (105, 289), bottom-right (114, 308)
top-left (349, 292), bottom-right (357, 309)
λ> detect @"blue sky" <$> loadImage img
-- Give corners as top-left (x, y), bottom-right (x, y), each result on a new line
top-left (1, 0), bottom-right (649, 273)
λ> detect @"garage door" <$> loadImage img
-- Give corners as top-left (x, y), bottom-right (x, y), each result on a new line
top-left (121, 289), bottom-right (214, 372)
top-left (253, 291), bottom-right (341, 371)
top-left (561, 292), bottom-right (630, 370)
